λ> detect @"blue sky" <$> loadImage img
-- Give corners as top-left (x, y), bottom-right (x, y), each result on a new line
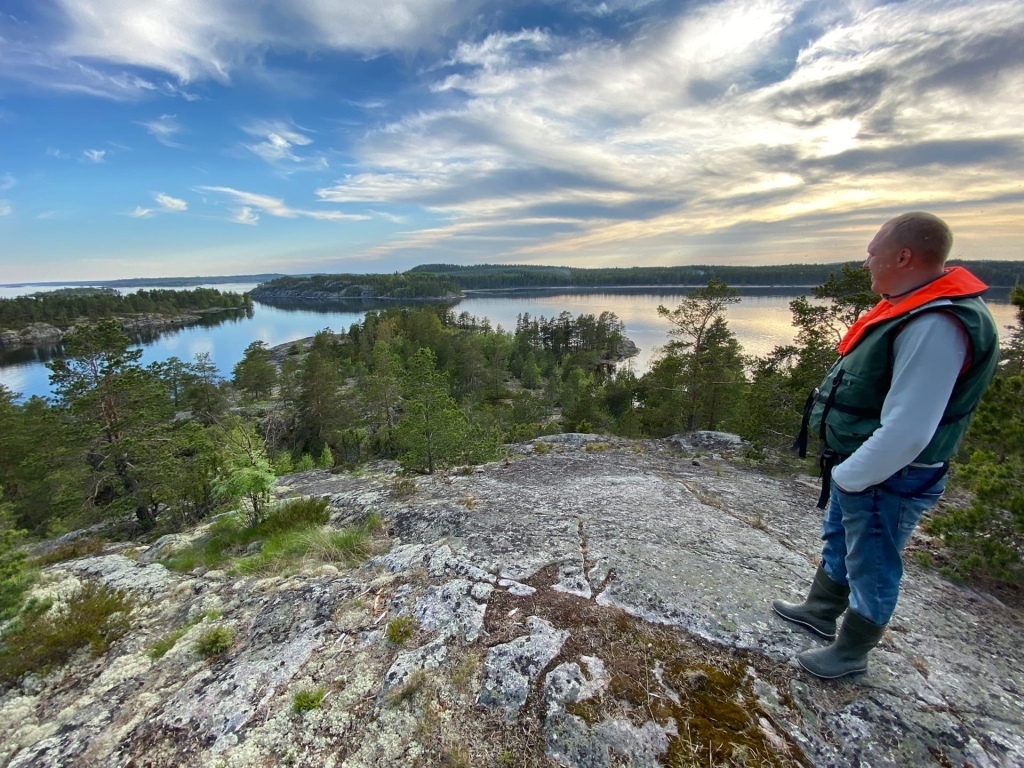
top-left (1, 0), bottom-right (1022, 282)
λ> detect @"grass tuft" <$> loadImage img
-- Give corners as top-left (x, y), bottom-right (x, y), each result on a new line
top-left (148, 626), bottom-right (190, 659)
top-left (386, 668), bottom-right (426, 706)
top-left (292, 685), bottom-right (327, 713)
top-left (162, 497), bottom-right (383, 575)
top-left (0, 582), bottom-right (135, 685)
top-left (195, 625), bottom-right (234, 659)
top-left (389, 477), bottom-right (417, 500)
top-left (385, 614), bottom-right (416, 646)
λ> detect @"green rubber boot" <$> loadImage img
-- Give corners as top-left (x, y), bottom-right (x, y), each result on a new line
top-left (797, 610), bottom-right (887, 679)
top-left (772, 565), bottom-right (850, 640)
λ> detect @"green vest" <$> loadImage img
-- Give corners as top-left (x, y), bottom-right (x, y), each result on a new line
top-left (808, 297), bottom-right (999, 462)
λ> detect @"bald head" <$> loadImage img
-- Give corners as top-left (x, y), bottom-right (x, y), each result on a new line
top-left (878, 212), bottom-right (953, 265)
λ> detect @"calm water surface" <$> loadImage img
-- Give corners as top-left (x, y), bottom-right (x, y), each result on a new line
top-left (0, 283), bottom-right (1017, 401)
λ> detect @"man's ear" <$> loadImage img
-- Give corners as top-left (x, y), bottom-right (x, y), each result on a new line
top-left (897, 247), bottom-right (913, 266)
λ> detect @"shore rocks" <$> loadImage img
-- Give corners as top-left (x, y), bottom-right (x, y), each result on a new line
top-left (0, 311), bottom-right (238, 351)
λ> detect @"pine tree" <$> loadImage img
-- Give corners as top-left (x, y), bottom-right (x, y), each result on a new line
top-left (233, 341), bottom-right (278, 401)
top-left (394, 348), bottom-right (467, 474)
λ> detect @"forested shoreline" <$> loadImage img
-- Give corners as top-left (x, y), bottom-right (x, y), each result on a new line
top-left (251, 261), bottom-right (1024, 304)
top-left (0, 287), bottom-right (252, 331)
top-left (2, 269), bottom-right (1023, 658)
top-left (412, 260), bottom-right (1024, 289)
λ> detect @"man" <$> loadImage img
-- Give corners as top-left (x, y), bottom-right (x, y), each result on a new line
top-left (775, 212), bottom-right (999, 679)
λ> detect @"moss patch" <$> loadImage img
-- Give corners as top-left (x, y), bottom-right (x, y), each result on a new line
top-left (481, 564), bottom-right (809, 767)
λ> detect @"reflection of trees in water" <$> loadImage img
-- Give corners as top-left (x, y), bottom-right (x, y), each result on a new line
top-left (0, 308), bottom-right (251, 367)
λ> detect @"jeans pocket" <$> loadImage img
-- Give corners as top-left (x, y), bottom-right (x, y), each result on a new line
top-left (834, 483), bottom-right (874, 498)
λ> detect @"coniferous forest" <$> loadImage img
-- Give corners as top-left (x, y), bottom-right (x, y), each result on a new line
top-left (1, 269), bottom-right (1023, 646)
top-left (0, 287), bottom-right (252, 330)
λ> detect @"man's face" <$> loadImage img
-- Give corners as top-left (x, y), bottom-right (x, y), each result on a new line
top-left (863, 223), bottom-right (904, 296)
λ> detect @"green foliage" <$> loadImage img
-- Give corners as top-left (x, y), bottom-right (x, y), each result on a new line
top-left (295, 453), bottom-right (316, 472)
top-left (253, 273), bottom-right (459, 301)
top-left (259, 497), bottom-right (330, 534)
top-left (148, 624), bottom-right (193, 659)
top-left (385, 614), bottom-right (416, 645)
top-left (0, 582), bottom-right (135, 685)
top-left (737, 265), bottom-right (873, 449)
top-left (318, 445), bottom-right (334, 469)
top-left (195, 625), bottom-right (235, 658)
top-left (0, 287), bottom-right (249, 331)
top-left (0, 388), bottom-right (85, 535)
top-left (232, 341), bottom-right (278, 401)
top-left (410, 260), bottom-right (1024, 291)
top-left (395, 348), bottom-right (468, 474)
top-left (0, 492), bottom-right (32, 621)
top-left (649, 281), bottom-right (745, 433)
top-left (162, 497), bottom-right (376, 575)
top-left (48, 320), bottom-right (175, 528)
top-left (292, 685), bottom-right (327, 713)
top-left (389, 477), bottom-right (417, 500)
top-left (213, 420), bottom-right (275, 527)
top-left (929, 374), bottom-right (1024, 581)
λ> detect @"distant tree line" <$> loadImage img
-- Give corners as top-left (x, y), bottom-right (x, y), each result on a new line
top-left (410, 260), bottom-right (1024, 289)
top-left (0, 288), bottom-right (252, 330)
top-left (251, 273), bottom-right (460, 301)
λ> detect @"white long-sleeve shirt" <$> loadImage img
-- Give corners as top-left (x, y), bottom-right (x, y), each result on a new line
top-left (830, 305), bottom-right (969, 493)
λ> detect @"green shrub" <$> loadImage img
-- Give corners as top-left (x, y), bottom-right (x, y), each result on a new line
top-left (318, 445), bottom-right (334, 469)
top-left (195, 625), bottom-right (234, 658)
top-left (385, 615), bottom-right (416, 645)
top-left (0, 582), bottom-right (135, 685)
top-left (258, 497), bottom-right (330, 535)
top-left (292, 685), bottom-right (326, 713)
top-left (389, 477), bottom-right (417, 500)
top-left (295, 454), bottom-right (316, 472)
top-left (0, 527), bottom-right (32, 622)
top-left (234, 526), bottom-right (373, 574)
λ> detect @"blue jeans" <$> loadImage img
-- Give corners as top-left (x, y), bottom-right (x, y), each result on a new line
top-left (820, 464), bottom-right (947, 625)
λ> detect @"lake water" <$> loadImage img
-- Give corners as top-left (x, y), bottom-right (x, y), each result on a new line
top-left (0, 283), bottom-right (1017, 401)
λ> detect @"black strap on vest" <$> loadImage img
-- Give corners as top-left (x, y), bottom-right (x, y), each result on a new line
top-left (793, 389), bottom-right (817, 458)
top-left (817, 447), bottom-right (842, 509)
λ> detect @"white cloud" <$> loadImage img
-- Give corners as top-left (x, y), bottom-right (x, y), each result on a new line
top-left (127, 206), bottom-right (154, 218)
top-left (82, 149), bottom-right (106, 163)
top-left (0, 173), bottom-right (15, 191)
top-left (43, 0), bottom-right (485, 84)
top-left (232, 206), bottom-right (259, 225)
top-left (313, 0), bottom-right (1024, 265)
top-left (36, 211), bottom-right (58, 220)
top-left (241, 120), bottom-right (328, 171)
top-left (0, 200), bottom-right (11, 217)
top-left (138, 115), bottom-right (183, 147)
top-left (199, 185), bottom-right (370, 222)
top-left (154, 192), bottom-right (188, 212)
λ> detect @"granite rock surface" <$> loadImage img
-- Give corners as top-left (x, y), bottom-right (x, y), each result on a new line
top-left (2, 435), bottom-right (1021, 767)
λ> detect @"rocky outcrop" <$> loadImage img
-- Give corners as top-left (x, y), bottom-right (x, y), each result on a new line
top-left (2, 436), bottom-right (1022, 767)
top-left (0, 311), bottom-right (241, 350)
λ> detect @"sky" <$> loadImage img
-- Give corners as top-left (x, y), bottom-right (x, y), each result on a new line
top-left (0, 0), bottom-right (1022, 282)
